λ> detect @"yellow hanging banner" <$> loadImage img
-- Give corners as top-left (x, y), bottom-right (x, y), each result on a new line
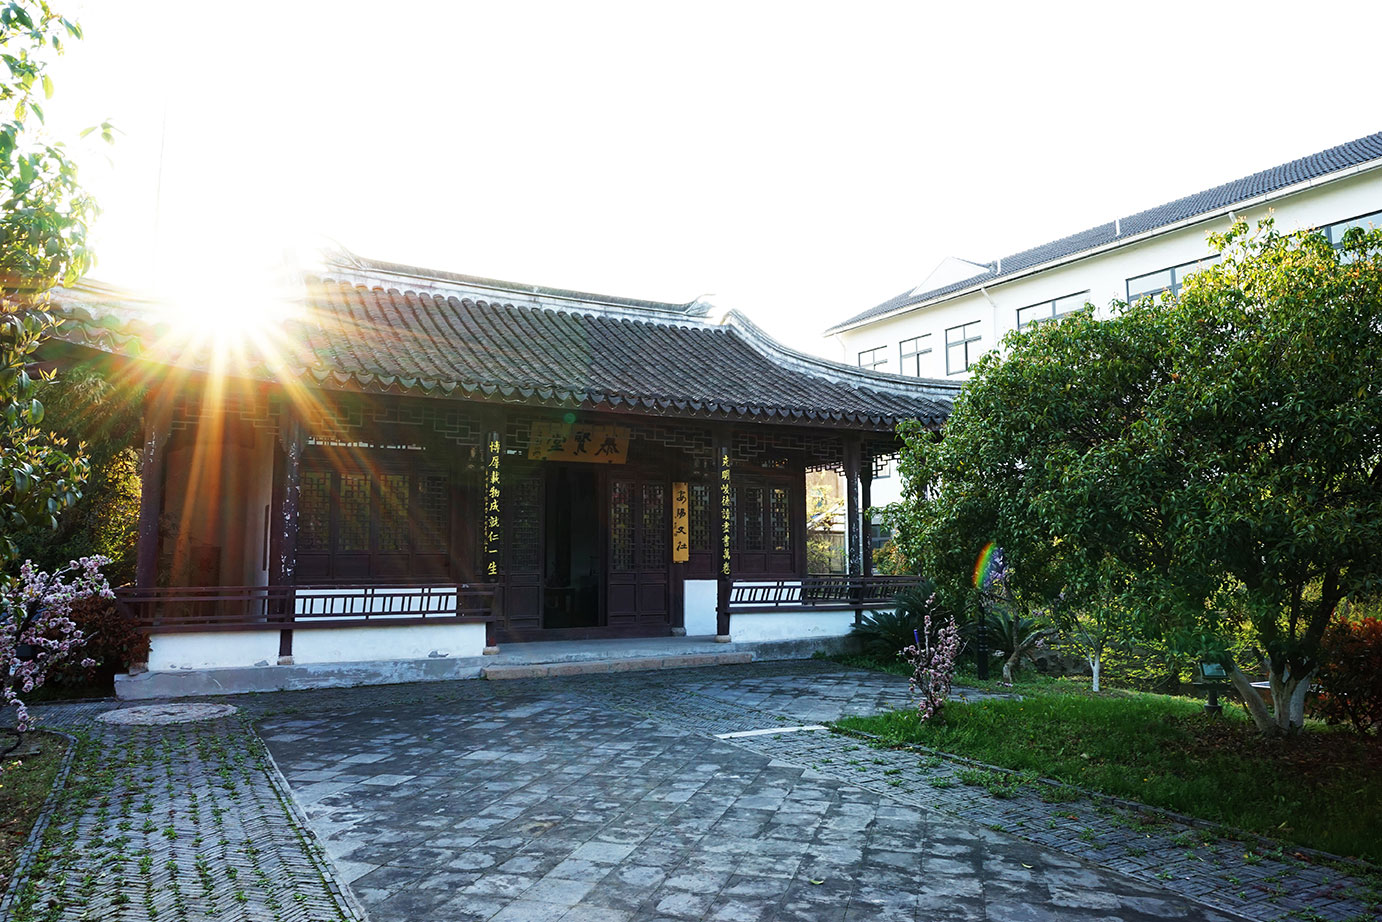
top-left (527, 422), bottom-right (630, 463)
top-left (672, 481), bottom-right (690, 563)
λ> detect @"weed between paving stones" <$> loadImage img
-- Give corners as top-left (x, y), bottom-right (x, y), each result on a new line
top-left (5, 714), bottom-right (355, 922)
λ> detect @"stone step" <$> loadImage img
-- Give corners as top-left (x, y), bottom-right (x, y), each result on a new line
top-left (482, 651), bottom-right (754, 680)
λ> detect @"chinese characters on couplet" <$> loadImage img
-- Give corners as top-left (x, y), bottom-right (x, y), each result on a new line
top-left (719, 447), bottom-right (732, 576)
top-left (484, 435), bottom-right (501, 577)
top-left (672, 482), bottom-right (690, 563)
top-left (527, 422), bottom-right (630, 463)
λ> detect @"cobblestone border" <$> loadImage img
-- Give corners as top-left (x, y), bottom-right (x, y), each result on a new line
top-left (259, 735), bottom-right (372, 922)
top-left (0, 731), bottom-right (78, 918)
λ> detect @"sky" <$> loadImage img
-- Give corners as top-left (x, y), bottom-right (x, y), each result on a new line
top-left (39, 0), bottom-right (1382, 358)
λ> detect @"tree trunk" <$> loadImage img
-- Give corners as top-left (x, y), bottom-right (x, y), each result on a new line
top-left (1227, 662), bottom-right (1313, 735)
top-left (1227, 663), bottom-right (1276, 733)
top-left (1089, 653), bottom-right (1101, 693)
top-left (1270, 668), bottom-right (1312, 734)
top-left (1001, 655), bottom-right (1015, 685)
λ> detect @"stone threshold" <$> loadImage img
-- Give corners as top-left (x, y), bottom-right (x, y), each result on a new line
top-left (113, 634), bottom-right (855, 700)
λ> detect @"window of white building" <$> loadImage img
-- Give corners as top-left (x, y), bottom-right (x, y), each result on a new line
top-left (857, 346), bottom-right (888, 371)
top-left (1126, 257), bottom-right (1218, 304)
top-left (945, 321), bottom-right (982, 375)
top-left (898, 334), bottom-right (932, 376)
top-left (1016, 291), bottom-right (1089, 330)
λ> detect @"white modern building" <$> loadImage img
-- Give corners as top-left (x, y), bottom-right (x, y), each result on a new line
top-left (827, 130), bottom-right (1382, 506)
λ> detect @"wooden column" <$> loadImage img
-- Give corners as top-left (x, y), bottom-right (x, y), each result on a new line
top-left (714, 429), bottom-right (732, 641)
top-left (135, 395), bottom-right (173, 591)
top-left (272, 408), bottom-right (304, 662)
top-left (843, 436), bottom-right (863, 623)
top-left (861, 448), bottom-right (874, 578)
top-left (482, 427), bottom-right (502, 653)
top-left (843, 437), bottom-right (862, 577)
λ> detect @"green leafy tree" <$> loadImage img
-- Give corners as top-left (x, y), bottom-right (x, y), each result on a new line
top-left (889, 219), bottom-right (1382, 735)
top-left (1, 1), bottom-right (105, 565)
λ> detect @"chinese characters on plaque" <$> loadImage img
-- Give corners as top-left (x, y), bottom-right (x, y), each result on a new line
top-left (671, 481), bottom-right (690, 563)
top-left (719, 447), bottom-right (732, 575)
top-left (483, 433), bottom-right (501, 577)
top-left (527, 422), bottom-right (630, 463)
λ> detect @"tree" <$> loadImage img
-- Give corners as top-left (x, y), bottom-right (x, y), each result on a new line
top-left (1, 1), bottom-right (105, 565)
top-left (889, 219), bottom-right (1382, 735)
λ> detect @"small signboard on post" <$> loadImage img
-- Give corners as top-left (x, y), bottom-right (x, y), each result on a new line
top-left (527, 422), bottom-right (630, 463)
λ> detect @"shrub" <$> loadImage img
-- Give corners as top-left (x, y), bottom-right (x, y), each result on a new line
top-left (1316, 616), bottom-right (1382, 734)
top-left (851, 583), bottom-right (945, 660)
top-left (901, 612), bottom-right (961, 723)
top-left (1, 558), bottom-right (111, 733)
top-left (47, 596), bottom-right (148, 688)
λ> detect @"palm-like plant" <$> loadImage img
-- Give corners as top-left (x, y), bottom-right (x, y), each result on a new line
top-left (984, 609), bottom-right (1053, 684)
top-left (852, 583), bottom-right (948, 660)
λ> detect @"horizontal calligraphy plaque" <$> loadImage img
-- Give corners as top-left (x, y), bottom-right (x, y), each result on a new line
top-left (527, 422), bottom-right (630, 464)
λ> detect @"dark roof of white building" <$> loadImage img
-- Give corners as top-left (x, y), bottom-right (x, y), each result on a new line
top-left (827, 130), bottom-right (1382, 335)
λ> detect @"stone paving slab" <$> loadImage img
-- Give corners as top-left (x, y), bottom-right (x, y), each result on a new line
top-left (259, 671), bottom-right (1253, 922)
top-left (15, 660), bottom-right (1380, 922)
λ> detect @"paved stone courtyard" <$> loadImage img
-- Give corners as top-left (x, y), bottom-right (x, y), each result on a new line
top-left (8, 661), bottom-right (1379, 921)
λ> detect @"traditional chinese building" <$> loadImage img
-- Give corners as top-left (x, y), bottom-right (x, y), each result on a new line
top-left (49, 253), bottom-right (956, 695)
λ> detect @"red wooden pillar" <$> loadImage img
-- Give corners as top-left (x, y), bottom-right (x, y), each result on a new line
top-left (271, 407), bottom-right (304, 662)
top-left (714, 430), bottom-right (732, 641)
top-left (843, 435), bottom-right (864, 623)
top-left (136, 393), bottom-right (174, 593)
top-left (861, 447), bottom-right (874, 578)
top-left (482, 427), bottom-right (502, 653)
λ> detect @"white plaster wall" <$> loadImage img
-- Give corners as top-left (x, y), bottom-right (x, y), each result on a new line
top-left (836, 169), bottom-right (1382, 381)
top-left (148, 630), bottom-right (281, 670)
top-left (291, 623), bottom-right (486, 664)
top-left (684, 579), bottom-right (719, 636)
top-left (240, 434), bottom-right (274, 588)
top-left (730, 609), bottom-right (856, 643)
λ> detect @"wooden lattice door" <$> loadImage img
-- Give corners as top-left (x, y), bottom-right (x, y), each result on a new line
top-left (502, 466), bottom-right (544, 633)
top-left (607, 476), bottom-right (670, 629)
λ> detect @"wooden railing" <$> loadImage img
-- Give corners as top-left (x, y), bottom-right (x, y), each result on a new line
top-left (114, 583), bottom-right (497, 633)
top-left (724, 575), bottom-right (926, 614)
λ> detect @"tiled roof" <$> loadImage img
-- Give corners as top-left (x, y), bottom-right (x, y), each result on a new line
top-left (52, 269), bottom-right (957, 432)
top-left (828, 129), bottom-right (1382, 334)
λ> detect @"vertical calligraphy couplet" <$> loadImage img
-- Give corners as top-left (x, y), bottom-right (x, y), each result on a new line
top-left (671, 481), bottom-right (690, 563)
top-left (719, 447), bottom-right (732, 576)
top-left (484, 432), bottom-right (501, 579)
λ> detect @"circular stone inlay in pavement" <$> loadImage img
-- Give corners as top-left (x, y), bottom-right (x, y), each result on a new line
top-left (97, 703), bottom-right (238, 725)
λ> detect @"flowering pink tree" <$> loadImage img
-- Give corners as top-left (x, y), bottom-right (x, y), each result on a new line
top-left (2, 556), bottom-right (110, 737)
top-left (900, 611), bottom-right (962, 723)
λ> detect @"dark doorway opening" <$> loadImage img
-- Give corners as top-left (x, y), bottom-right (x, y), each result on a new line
top-left (543, 466), bottom-right (601, 629)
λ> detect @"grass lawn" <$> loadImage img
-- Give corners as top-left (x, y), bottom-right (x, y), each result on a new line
top-left (836, 683), bottom-right (1382, 864)
top-left (0, 733), bottom-right (69, 894)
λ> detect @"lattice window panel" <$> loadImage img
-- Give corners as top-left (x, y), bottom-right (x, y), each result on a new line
top-left (414, 474), bottom-right (450, 552)
top-left (610, 481), bottom-right (634, 571)
top-left (504, 419), bottom-right (533, 452)
top-left (640, 482), bottom-right (667, 569)
top-left (734, 430), bottom-right (844, 468)
top-left (170, 392), bottom-right (280, 435)
top-left (689, 483), bottom-right (711, 552)
top-left (770, 486), bottom-right (791, 552)
top-left (507, 474), bottom-right (543, 572)
top-left (301, 398), bottom-right (480, 447)
top-left (299, 472), bottom-right (331, 552)
top-left (871, 451), bottom-right (899, 478)
top-left (729, 487), bottom-right (739, 552)
top-left (743, 486), bottom-right (765, 551)
top-left (377, 474), bottom-right (410, 552)
top-left (337, 474), bottom-right (372, 551)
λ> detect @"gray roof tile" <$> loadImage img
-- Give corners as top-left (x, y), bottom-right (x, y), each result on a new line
top-left (828, 130), bottom-right (1382, 333)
